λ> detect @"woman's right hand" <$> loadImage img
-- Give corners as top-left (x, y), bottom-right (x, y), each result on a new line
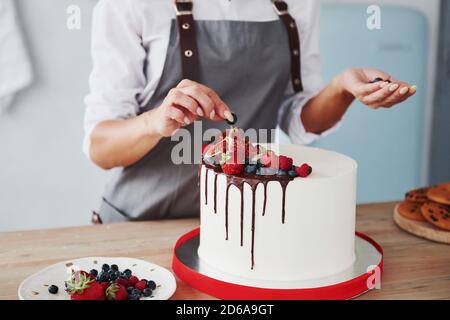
top-left (148, 79), bottom-right (234, 137)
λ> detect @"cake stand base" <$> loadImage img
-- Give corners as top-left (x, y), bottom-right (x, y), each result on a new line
top-left (172, 228), bottom-right (383, 300)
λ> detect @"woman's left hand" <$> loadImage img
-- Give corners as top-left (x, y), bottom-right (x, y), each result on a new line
top-left (336, 68), bottom-right (416, 109)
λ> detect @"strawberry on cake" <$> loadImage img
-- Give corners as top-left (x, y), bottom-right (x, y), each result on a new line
top-left (198, 128), bottom-right (357, 283)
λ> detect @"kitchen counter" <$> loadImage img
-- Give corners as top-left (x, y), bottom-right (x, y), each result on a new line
top-left (0, 202), bottom-right (449, 300)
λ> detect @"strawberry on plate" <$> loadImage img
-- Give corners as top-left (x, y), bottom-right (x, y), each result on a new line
top-left (106, 283), bottom-right (128, 301)
top-left (66, 271), bottom-right (105, 300)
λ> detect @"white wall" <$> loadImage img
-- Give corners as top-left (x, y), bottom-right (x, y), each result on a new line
top-left (0, 0), bottom-right (441, 232)
top-left (0, 0), bottom-right (107, 232)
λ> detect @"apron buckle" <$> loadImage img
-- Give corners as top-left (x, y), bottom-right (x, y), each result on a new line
top-left (174, 0), bottom-right (193, 16)
top-left (272, 0), bottom-right (289, 16)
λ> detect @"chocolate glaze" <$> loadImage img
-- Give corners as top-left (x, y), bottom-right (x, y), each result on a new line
top-left (204, 169), bottom-right (208, 205)
top-left (202, 163), bottom-right (293, 269)
top-left (213, 174), bottom-right (218, 214)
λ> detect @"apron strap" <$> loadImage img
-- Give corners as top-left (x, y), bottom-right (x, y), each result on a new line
top-left (173, 0), bottom-right (303, 92)
top-left (272, 0), bottom-right (303, 92)
top-left (174, 0), bottom-right (200, 81)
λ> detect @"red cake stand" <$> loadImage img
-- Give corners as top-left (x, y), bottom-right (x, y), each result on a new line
top-left (172, 228), bottom-right (383, 300)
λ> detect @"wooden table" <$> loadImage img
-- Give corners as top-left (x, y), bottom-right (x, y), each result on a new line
top-left (0, 202), bottom-right (449, 300)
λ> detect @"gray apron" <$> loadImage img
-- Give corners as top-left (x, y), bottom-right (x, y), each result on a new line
top-left (99, 0), bottom-right (302, 222)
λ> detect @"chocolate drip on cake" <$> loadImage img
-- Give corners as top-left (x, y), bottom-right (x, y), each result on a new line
top-left (202, 163), bottom-right (293, 269)
top-left (213, 174), bottom-right (218, 214)
top-left (262, 181), bottom-right (268, 217)
top-left (204, 169), bottom-right (208, 205)
top-left (225, 183), bottom-right (232, 241)
top-left (250, 184), bottom-right (257, 269)
top-left (280, 180), bottom-right (290, 224)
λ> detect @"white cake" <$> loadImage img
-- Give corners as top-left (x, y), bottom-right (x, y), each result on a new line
top-left (198, 144), bottom-right (357, 283)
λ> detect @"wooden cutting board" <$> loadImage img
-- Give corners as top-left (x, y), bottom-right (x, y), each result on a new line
top-left (393, 204), bottom-right (450, 244)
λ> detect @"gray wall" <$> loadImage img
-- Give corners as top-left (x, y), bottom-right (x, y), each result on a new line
top-left (0, 0), bottom-right (108, 231)
top-left (430, 1), bottom-right (450, 184)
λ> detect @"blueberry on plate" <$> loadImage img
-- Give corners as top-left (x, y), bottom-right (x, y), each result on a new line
top-left (48, 285), bottom-right (58, 294)
top-left (123, 269), bottom-right (132, 278)
top-left (128, 294), bottom-right (140, 300)
top-left (110, 264), bottom-right (119, 271)
top-left (147, 280), bottom-right (156, 290)
top-left (142, 288), bottom-right (152, 297)
top-left (132, 288), bottom-right (142, 296)
top-left (102, 264), bottom-right (110, 272)
top-left (89, 269), bottom-right (98, 277)
top-left (126, 286), bottom-right (135, 294)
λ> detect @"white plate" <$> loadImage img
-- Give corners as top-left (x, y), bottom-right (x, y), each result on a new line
top-left (18, 257), bottom-right (176, 300)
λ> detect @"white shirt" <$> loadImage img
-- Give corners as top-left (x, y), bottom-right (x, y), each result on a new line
top-left (84, 0), bottom-right (339, 158)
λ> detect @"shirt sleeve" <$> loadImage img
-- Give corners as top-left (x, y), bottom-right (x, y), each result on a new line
top-left (278, 1), bottom-right (341, 145)
top-left (83, 0), bottom-right (146, 158)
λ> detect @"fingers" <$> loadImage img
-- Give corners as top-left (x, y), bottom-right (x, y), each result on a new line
top-left (166, 88), bottom-right (199, 116)
top-left (362, 83), bottom-right (399, 108)
top-left (177, 79), bottom-right (232, 122)
top-left (360, 81), bottom-right (417, 109)
top-left (166, 105), bottom-right (186, 125)
top-left (172, 105), bottom-right (197, 125)
top-left (354, 81), bottom-right (387, 98)
top-left (380, 83), bottom-right (416, 108)
top-left (177, 86), bottom-right (215, 119)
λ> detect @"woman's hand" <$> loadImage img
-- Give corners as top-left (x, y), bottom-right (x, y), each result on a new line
top-left (336, 68), bottom-right (416, 109)
top-left (148, 79), bottom-right (233, 137)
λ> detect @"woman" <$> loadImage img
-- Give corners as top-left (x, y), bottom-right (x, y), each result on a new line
top-left (85, 0), bottom-right (416, 223)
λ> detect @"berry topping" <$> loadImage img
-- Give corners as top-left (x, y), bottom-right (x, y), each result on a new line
top-left (288, 168), bottom-right (299, 177)
top-left (296, 163), bottom-right (313, 178)
top-left (277, 170), bottom-right (288, 176)
top-left (260, 151), bottom-right (279, 169)
top-left (256, 167), bottom-right (278, 176)
top-left (201, 143), bottom-right (209, 154)
top-left (101, 264), bottom-right (110, 272)
top-left (48, 285), bottom-right (58, 294)
top-left (278, 155), bottom-right (293, 171)
top-left (222, 163), bottom-right (245, 175)
top-left (110, 264), bottom-right (119, 272)
top-left (245, 164), bottom-right (258, 174)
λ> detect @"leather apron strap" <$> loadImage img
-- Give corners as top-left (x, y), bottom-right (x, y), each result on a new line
top-left (174, 0), bottom-right (200, 81)
top-left (271, 0), bottom-right (303, 92)
top-left (174, 0), bottom-right (303, 92)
